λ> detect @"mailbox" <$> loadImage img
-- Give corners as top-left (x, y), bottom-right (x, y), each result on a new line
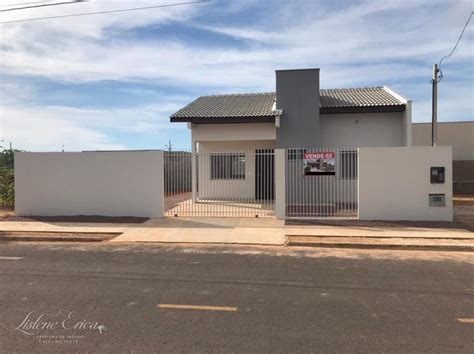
top-left (430, 167), bottom-right (445, 184)
top-left (429, 194), bottom-right (446, 207)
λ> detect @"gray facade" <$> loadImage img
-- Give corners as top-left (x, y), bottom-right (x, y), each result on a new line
top-left (275, 69), bottom-right (320, 148)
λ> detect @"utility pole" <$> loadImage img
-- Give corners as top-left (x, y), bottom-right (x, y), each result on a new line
top-left (431, 64), bottom-right (440, 146)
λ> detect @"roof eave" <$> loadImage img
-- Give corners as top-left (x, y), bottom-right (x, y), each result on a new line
top-left (320, 105), bottom-right (406, 114)
top-left (170, 115), bottom-right (277, 124)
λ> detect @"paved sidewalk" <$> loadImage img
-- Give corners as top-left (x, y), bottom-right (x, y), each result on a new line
top-left (284, 223), bottom-right (474, 238)
top-left (111, 217), bottom-right (473, 245)
top-left (0, 219), bottom-right (140, 234)
top-left (1, 216), bottom-right (472, 246)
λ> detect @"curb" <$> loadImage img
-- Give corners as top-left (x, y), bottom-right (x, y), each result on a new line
top-left (0, 231), bottom-right (121, 243)
top-left (286, 234), bottom-right (474, 240)
top-left (287, 241), bottom-right (474, 252)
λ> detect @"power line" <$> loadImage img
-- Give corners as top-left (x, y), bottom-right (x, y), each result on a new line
top-left (0, 0), bottom-right (211, 24)
top-left (0, 1), bottom-right (53, 9)
top-left (434, 11), bottom-right (473, 83)
top-left (0, 0), bottom-right (86, 13)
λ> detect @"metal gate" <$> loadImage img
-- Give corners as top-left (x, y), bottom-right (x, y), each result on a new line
top-left (286, 148), bottom-right (358, 218)
top-left (164, 150), bottom-right (275, 217)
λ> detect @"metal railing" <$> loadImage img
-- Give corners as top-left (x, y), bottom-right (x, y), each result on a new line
top-left (286, 148), bottom-right (358, 218)
top-left (164, 150), bottom-right (275, 217)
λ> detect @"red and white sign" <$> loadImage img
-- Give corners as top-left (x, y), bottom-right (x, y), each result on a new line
top-left (303, 151), bottom-right (336, 176)
top-left (303, 152), bottom-right (335, 160)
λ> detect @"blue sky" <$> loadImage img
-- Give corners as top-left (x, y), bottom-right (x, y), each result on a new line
top-left (0, 0), bottom-right (472, 151)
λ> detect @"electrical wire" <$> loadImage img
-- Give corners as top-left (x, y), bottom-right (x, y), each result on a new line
top-left (0, 0), bottom-right (86, 13)
top-left (0, 1), bottom-right (53, 8)
top-left (434, 11), bottom-right (473, 83)
top-left (0, 0), bottom-right (211, 24)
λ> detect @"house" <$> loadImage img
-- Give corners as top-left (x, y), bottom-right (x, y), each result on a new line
top-left (170, 68), bottom-right (412, 207)
top-left (13, 69), bottom-right (453, 221)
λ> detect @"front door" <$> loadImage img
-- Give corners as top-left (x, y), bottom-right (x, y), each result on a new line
top-left (255, 149), bottom-right (274, 200)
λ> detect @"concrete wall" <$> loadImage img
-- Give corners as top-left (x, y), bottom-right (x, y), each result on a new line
top-left (319, 112), bottom-right (405, 148)
top-left (412, 121), bottom-right (474, 160)
top-left (15, 151), bottom-right (164, 217)
top-left (196, 141), bottom-right (275, 199)
top-left (276, 69), bottom-right (320, 148)
top-left (359, 146), bottom-right (452, 221)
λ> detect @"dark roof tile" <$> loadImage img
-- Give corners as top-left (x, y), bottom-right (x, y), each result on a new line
top-left (171, 87), bottom-right (405, 122)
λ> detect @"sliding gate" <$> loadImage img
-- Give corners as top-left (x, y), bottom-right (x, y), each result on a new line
top-left (164, 150), bottom-right (275, 217)
top-left (286, 148), bottom-right (358, 218)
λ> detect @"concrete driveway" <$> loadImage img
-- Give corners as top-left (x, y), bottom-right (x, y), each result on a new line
top-left (111, 217), bottom-right (287, 245)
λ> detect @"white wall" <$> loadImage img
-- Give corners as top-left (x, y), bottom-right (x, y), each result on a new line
top-left (192, 123), bottom-right (276, 142)
top-left (197, 140), bottom-right (275, 199)
top-left (319, 112), bottom-right (405, 148)
top-left (15, 151), bottom-right (164, 217)
top-left (358, 146), bottom-right (452, 221)
top-left (412, 121), bottom-right (474, 160)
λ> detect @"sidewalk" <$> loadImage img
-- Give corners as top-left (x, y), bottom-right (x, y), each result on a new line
top-left (1, 215), bottom-right (473, 250)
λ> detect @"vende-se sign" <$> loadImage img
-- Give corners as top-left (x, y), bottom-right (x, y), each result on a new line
top-left (303, 151), bottom-right (336, 176)
top-left (303, 152), bottom-right (335, 160)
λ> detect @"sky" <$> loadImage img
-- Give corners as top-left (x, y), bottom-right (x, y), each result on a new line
top-left (0, 0), bottom-right (472, 152)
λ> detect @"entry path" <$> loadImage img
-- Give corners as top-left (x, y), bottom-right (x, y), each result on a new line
top-left (112, 217), bottom-right (287, 245)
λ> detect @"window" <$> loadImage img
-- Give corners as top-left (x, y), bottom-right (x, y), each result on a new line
top-left (287, 149), bottom-right (305, 161)
top-left (340, 151), bottom-right (358, 179)
top-left (210, 153), bottom-right (245, 179)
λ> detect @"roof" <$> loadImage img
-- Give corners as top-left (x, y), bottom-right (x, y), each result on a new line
top-left (171, 93), bottom-right (280, 123)
top-left (171, 87), bottom-right (406, 123)
top-left (319, 87), bottom-right (405, 113)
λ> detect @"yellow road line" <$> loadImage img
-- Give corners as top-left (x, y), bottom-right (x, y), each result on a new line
top-left (157, 304), bottom-right (237, 312)
top-left (457, 318), bottom-right (474, 323)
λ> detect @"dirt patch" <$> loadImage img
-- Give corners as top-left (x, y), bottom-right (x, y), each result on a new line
top-left (0, 209), bottom-right (31, 222)
top-left (454, 205), bottom-right (474, 232)
top-left (0, 211), bottom-right (148, 224)
top-left (0, 231), bottom-right (120, 242)
top-left (454, 195), bottom-right (474, 205)
top-left (165, 193), bottom-right (192, 212)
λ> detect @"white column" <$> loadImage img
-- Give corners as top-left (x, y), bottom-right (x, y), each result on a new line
top-left (156, 150), bottom-right (165, 218)
top-left (275, 149), bottom-right (286, 219)
top-left (192, 141), bottom-right (197, 203)
top-left (404, 100), bottom-right (412, 146)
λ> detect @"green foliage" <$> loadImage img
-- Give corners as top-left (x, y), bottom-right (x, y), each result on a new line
top-left (0, 148), bottom-right (19, 209)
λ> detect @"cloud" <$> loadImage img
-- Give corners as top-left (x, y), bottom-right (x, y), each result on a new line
top-left (1, 105), bottom-right (125, 151)
top-left (0, 78), bottom-right (189, 151)
top-left (1, 0), bottom-right (471, 88)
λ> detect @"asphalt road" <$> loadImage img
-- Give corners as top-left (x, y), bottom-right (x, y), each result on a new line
top-left (0, 243), bottom-right (473, 353)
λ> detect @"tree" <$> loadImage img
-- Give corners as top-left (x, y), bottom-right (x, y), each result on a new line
top-left (0, 148), bottom-right (21, 209)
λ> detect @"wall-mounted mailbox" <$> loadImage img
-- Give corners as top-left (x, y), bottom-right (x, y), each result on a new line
top-left (429, 194), bottom-right (446, 207)
top-left (430, 167), bottom-right (445, 184)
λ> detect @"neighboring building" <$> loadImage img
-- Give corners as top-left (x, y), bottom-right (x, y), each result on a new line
top-left (413, 121), bottom-right (474, 194)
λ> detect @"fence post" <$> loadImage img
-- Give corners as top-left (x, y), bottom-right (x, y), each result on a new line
top-left (192, 143), bottom-right (197, 203)
top-left (157, 150), bottom-right (165, 218)
top-left (275, 149), bottom-right (286, 220)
